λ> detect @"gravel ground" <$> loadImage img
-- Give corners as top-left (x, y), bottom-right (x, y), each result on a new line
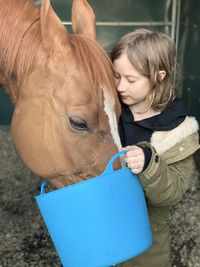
top-left (0, 127), bottom-right (200, 267)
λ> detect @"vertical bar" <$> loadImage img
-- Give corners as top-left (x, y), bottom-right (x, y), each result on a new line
top-left (175, 0), bottom-right (181, 52)
top-left (164, 0), bottom-right (172, 35)
top-left (171, 0), bottom-right (177, 41)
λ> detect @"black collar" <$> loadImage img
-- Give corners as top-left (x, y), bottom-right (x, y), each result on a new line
top-left (121, 98), bottom-right (188, 131)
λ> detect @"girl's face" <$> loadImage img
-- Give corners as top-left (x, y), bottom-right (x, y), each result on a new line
top-left (113, 53), bottom-right (151, 111)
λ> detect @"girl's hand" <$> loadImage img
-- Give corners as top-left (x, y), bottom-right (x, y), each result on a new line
top-left (123, 145), bottom-right (145, 174)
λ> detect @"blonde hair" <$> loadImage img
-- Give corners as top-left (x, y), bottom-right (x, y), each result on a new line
top-left (111, 28), bottom-right (181, 111)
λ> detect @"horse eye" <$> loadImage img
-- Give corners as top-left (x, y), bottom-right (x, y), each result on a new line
top-left (69, 117), bottom-right (89, 132)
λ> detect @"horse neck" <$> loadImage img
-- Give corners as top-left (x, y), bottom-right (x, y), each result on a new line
top-left (0, 0), bottom-right (40, 102)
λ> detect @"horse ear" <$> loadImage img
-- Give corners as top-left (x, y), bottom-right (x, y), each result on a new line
top-left (72, 0), bottom-right (96, 40)
top-left (40, 0), bottom-right (69, 50)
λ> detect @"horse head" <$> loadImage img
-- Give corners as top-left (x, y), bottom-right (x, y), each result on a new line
top-left (0, 0), bottom-right (121, 188)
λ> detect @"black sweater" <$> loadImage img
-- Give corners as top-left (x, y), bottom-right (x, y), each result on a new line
top-left (119, 98), bottom-right (188, 170)
top-left (119, 98), bottom-right (188, 146)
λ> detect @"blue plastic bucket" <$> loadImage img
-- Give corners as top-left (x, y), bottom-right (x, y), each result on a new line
top-left (35, 151), bottom-right (152, 267)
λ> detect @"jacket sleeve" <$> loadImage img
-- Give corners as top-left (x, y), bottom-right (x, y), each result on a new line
top-left (138, 141), bottom-right (198, 207)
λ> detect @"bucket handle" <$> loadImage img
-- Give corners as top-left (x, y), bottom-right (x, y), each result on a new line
top-left (101, 150), bottom-right (127, 176)
top-left (39, 150), bottom-right (127, 195)
top-left (40, 181), bottom-right (47, 195)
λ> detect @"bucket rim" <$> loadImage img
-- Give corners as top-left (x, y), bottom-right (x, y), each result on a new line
top-left (35, 166), bottom-right (133, 198)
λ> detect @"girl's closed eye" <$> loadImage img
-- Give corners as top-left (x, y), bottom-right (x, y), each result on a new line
top-left (126, 75), bottom-right (137, 83)
top-left (127, 79), bottom-right (136, 83)
top-left (127, 77), bottom-right (136, 83)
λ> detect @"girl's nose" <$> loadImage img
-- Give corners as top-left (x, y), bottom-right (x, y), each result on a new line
top-left (117, 79), bottom-right (126, 93)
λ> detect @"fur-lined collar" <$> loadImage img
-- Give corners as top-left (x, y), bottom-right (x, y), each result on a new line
top-left (150, 116), bottom-right (199, 155)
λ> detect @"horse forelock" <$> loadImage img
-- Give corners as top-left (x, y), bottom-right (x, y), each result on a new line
top-left (69, 35), bottom-right (117, 106)
top-left (0, 0), bottom-right (40, 90)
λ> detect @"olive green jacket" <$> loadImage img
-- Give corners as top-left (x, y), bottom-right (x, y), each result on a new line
top-left (117, 116), bottom-right (200, 267)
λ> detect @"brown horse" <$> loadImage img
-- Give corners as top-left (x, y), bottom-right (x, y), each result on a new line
top-left (0, 0), bottom-right (122, 188)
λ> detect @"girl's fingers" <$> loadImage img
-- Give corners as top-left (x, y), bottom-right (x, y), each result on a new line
top-left (128, 165), bottom-right (143, 174)
top-left (125, 155), bottom-right (144, 164)
top-left (122, 146), bottom-right (145, 174)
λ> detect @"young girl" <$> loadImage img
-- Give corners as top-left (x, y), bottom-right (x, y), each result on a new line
top-left (111, 29), bottom-right (200, 267)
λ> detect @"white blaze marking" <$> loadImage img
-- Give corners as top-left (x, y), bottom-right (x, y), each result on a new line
top-left (103, 92), bottom-right (122, 151)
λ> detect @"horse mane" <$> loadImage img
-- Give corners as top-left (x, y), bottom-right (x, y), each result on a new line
top-left (69, 35), bottom-right (117, 106)
top-left (0, 0), bottom-right (40, 95)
